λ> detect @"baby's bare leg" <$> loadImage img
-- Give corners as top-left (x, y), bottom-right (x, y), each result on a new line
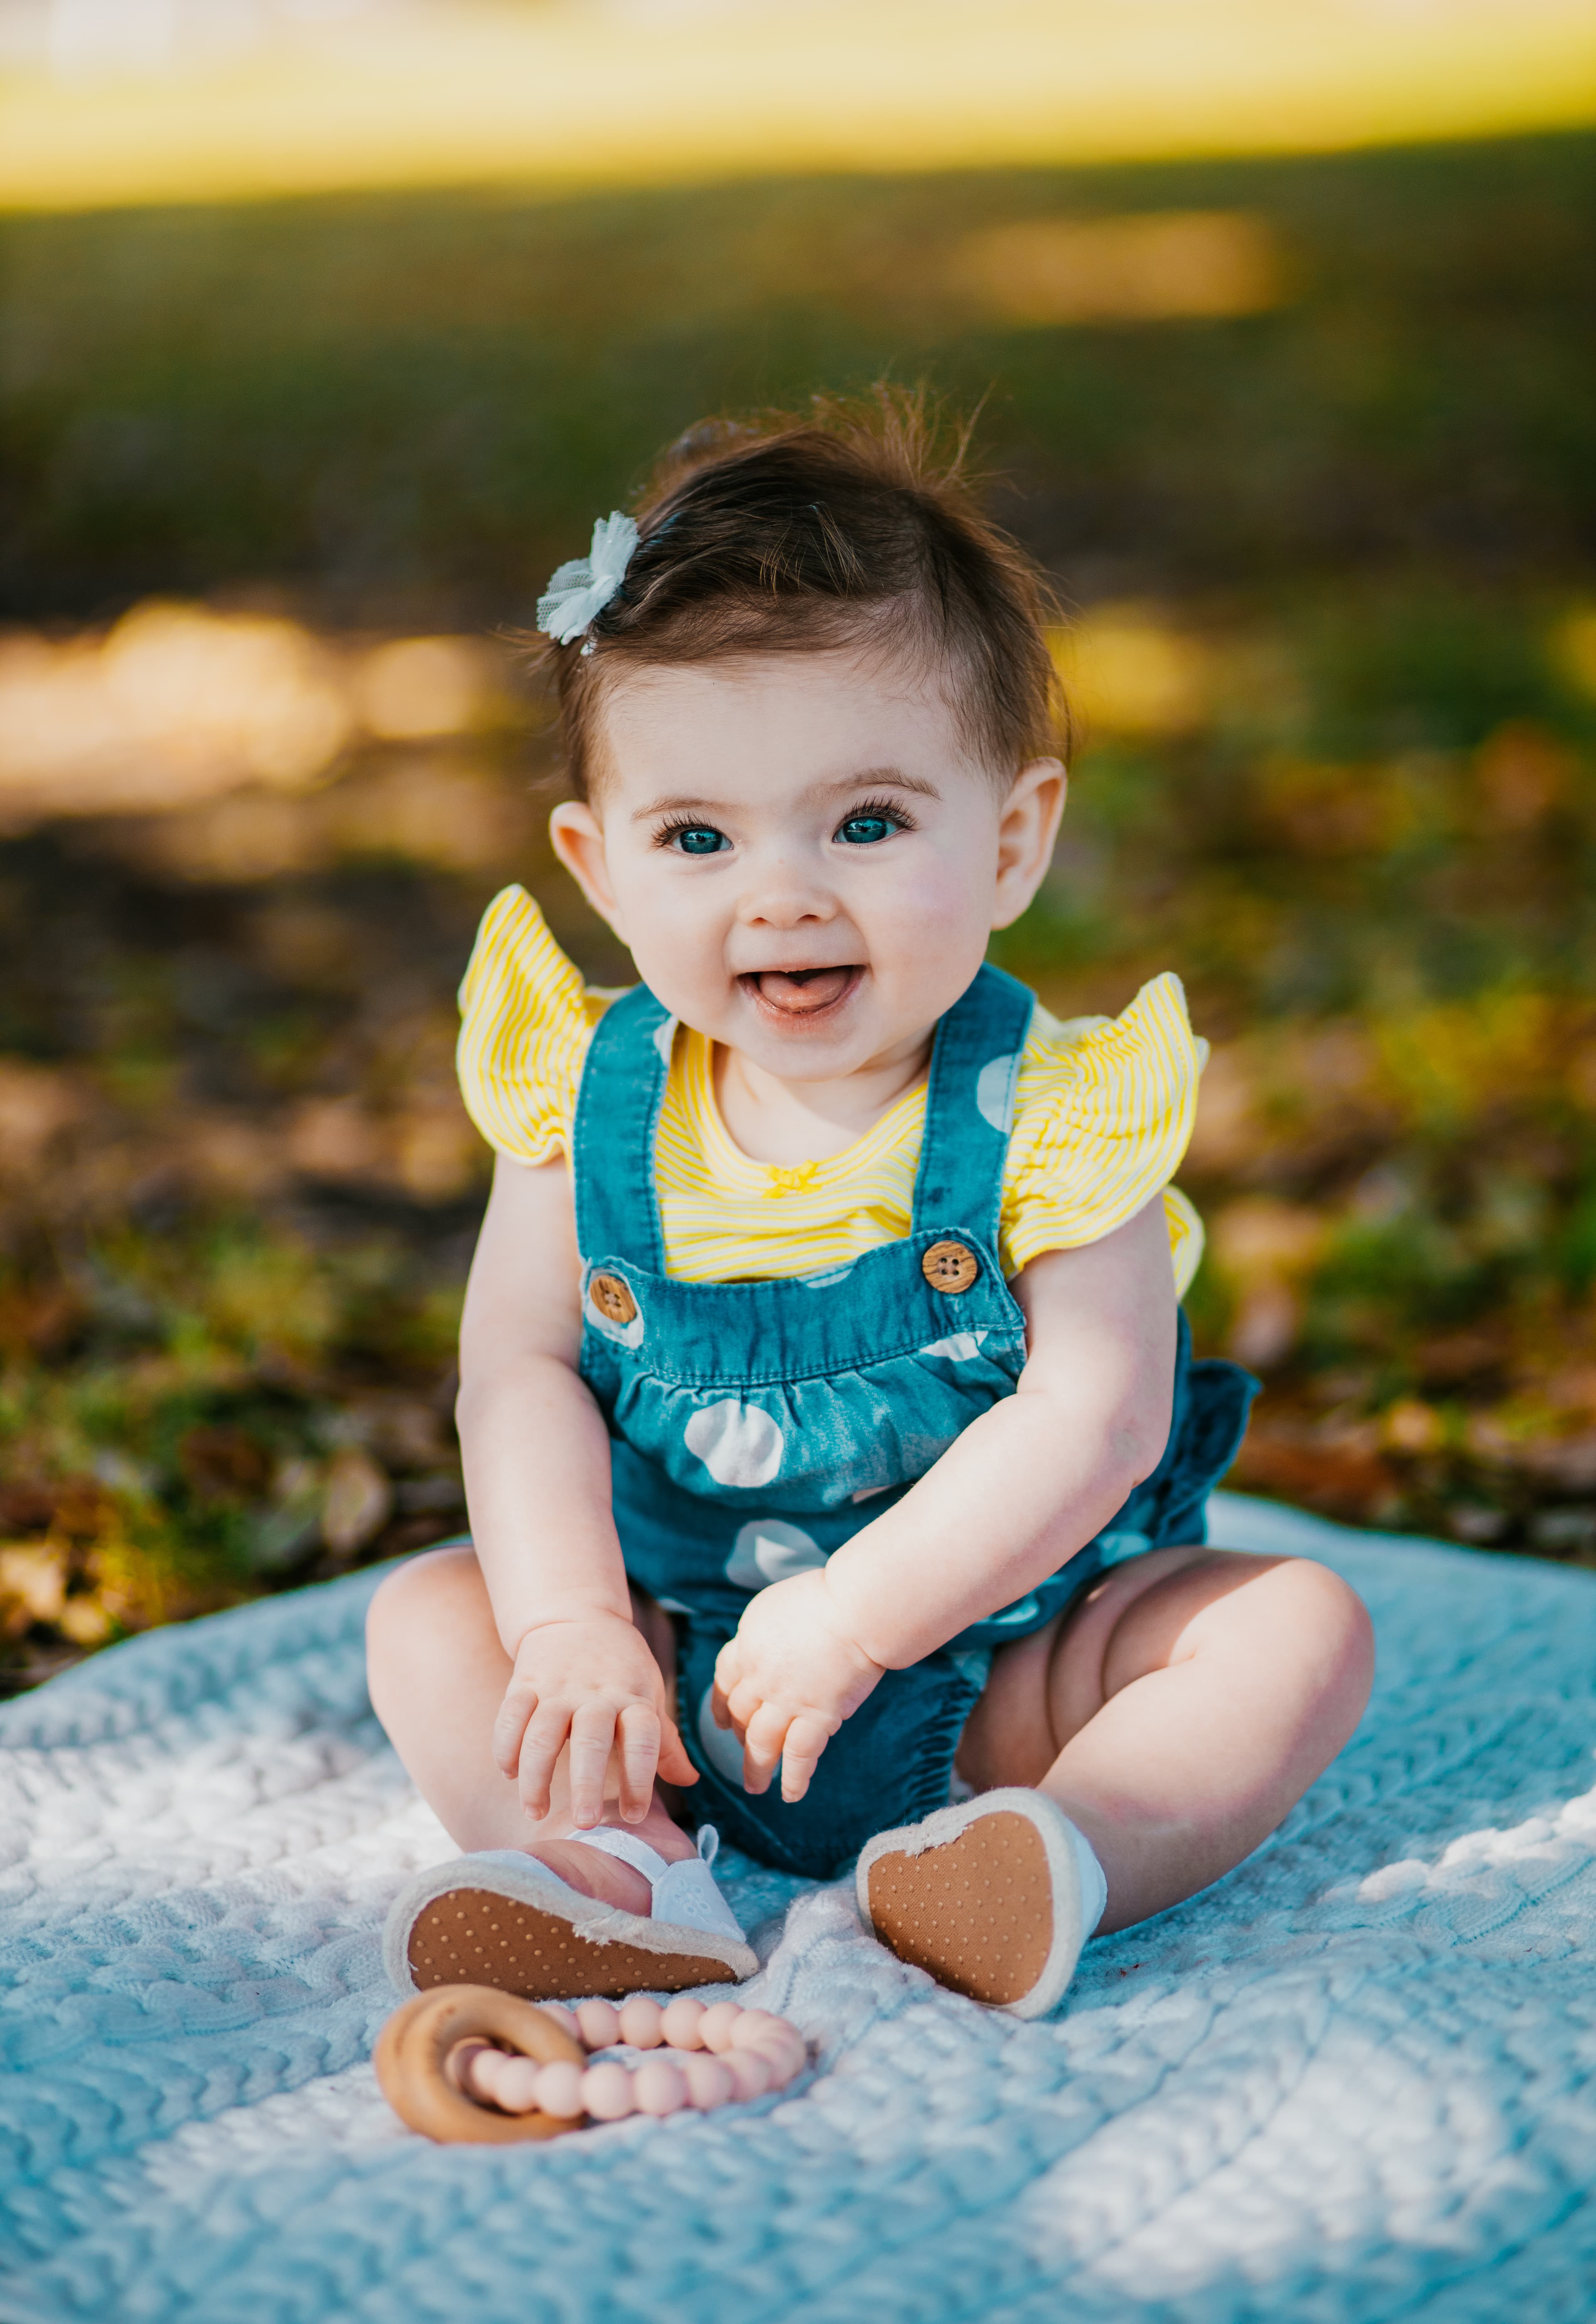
top-left (366, 1544), bottom-right (695, 1916)
top-left (957, 1549), bottom-right (1373, 1933)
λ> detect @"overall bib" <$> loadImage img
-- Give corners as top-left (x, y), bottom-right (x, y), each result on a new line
top-left (573, 962), bottom-right (1256, 1879)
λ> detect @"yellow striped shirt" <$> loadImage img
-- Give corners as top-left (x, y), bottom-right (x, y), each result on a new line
top-left (458, 887), bottom-right (1206, 1293)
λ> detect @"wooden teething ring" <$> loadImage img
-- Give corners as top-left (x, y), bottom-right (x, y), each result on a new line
top-left (374, 1984), bottom-right (588, 2144)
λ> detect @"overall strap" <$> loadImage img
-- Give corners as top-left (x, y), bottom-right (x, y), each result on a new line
top-left (571, 982), bottom-right (674, 1270)
top-left (911, 962), bottom-right (1035, 1250)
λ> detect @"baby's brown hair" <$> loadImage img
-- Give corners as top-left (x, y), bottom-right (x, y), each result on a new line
top-left (534, 387), bottom-right (1069, 799)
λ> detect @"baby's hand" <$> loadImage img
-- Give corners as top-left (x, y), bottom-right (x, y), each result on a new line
top-left (493, 1613), bottom-right (697, 1828)
top-left (712, 1571), bottom-right (884, 1803)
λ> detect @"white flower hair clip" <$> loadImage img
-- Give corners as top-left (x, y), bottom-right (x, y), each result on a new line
top-left (536, 511), bottom-right (639, 651)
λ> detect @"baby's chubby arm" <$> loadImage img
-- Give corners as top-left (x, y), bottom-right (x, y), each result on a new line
top-left (713, 1195), bottom-right (1178, 1801)
top-left (457, 1152), bottom-right (697, 1827)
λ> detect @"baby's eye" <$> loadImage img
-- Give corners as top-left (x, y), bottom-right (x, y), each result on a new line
top-left (835, 812), bottom-right (900, 846)
top-left (667, 825), bottom-right (730, 856)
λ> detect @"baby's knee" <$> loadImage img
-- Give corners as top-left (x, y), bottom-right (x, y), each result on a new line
top-left (1268, 1557), bottom-right (1374, 1726)
top-left (365, 1542), bottom-right (483, 1664)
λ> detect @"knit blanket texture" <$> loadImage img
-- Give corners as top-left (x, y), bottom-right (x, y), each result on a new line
top-left (2, 1493), bottom-right (1596, 2324)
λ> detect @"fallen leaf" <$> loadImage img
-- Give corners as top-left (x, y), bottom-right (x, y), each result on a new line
top-left (321, 1449), bottom-right (393, 1561)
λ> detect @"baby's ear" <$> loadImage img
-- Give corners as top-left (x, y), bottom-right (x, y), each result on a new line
top-left (549, 800), bottom-right (626, 937)
top-left (991, 758), bottom-right (1067, 929)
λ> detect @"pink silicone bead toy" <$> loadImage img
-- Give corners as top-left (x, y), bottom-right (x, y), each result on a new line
top-left (492, 2055), bottom-right (542, 2112)
top-left (579, 2061), bottom-right (636, 2121)
top-left (379, 1983), bottom-right (807, 2145)
top-left (574, 1998), bottom-right (621, 2050)
top-left (633, 2058), bottom-right (689, 2116)
top-left (680, 2053), bottom-right (735, 2109)
top-left (532, 2060), bottom-right (586, 2119)
top-left (661, 1996), bottom-right (708, 2050)
top-left (618, 1996), bottom-right (665, 2049)
top-left (723, 2050), bottom-right (774, 2101)
top-left (698, 2001), bottom-right (744, 2053)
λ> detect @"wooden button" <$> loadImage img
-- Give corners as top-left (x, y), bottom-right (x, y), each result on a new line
top-left (921, 1240), bottom-right (979, 1295)
top-left (589, 1272), bottom-right (637, 1325)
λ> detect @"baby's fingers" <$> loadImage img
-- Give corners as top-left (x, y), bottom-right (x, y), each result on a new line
top-left (718, 1669), bottom-right (770, 1749)
top-left (739, 1702), bottom-right (792, 1796)
top-left (515, 1704), bottom-right (570, 1820)
top-left (656, 1717), bottom-right (699, 1791)
top-left (710, 1642), bottom-right (746, 1731)
top-left (492, 1678), bottom-right (538, 1779)
top-left (613, 1700), bottom-right (661, 1824)
top-left (566, 1702), bottom-right (619, 1829)
top-left (778, 1716), bottom-right (832, 1804)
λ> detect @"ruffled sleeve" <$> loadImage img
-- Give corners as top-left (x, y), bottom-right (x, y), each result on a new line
top-left (456, 886), bottom-right (607, 1165)
top-left (1000, 972), bottom-right (1207, 1295)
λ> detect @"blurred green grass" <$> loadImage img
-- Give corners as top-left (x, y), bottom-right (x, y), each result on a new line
top-left (4, 134), bottom-right (1591, 620)
top-left (0, 131), bottom-right (1594, 1682)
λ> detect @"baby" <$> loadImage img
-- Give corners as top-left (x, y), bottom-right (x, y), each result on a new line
top-left (370, 394), bottom-right (1373, 2021)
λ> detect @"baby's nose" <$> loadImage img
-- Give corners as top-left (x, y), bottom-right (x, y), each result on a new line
top-left (736, 873), bottom-right (839, 927)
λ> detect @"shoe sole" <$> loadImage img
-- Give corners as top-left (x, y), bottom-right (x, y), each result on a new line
top-left (862, 1810), bottom-right (1057, 2009)
top-left (406, 1887), bottom-right (737, 2001)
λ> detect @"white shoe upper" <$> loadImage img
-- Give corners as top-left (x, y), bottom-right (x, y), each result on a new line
top-left (382, 1820), bottom-right (755, 1996)
top-left (559, 1823), bottom-right (748, 1942)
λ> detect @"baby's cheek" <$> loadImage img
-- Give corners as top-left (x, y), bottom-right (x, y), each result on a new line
top-left (865, 866), bottom-right (990, 990)
top-left (616, 891), bottom-right (730, 1026)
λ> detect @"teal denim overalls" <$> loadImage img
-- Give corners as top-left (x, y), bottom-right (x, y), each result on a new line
top-left (574, 962), bottom-right (1256, 1878)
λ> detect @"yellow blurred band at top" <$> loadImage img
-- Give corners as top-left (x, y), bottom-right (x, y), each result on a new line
top-left (2, 0), bottom-right (1594, 215)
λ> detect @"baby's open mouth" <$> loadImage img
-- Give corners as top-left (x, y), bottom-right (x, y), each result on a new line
top-left (741, 965), bottom-right (860, 1018)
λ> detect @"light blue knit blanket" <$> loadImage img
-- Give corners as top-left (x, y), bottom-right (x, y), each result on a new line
top-left (3, 1494), bottom-right (1596, 2324)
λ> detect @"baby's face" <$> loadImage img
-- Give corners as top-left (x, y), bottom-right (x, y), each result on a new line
top-left (549, 648), bottom-right (1063, 1085)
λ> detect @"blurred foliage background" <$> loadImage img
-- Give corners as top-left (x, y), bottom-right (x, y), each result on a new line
top-left (1, 106), bottom-right (1594, 1686)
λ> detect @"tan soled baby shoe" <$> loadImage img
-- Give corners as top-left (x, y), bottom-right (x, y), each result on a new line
top-left (384, 1825), bottom-right (758, 2001)
top-left (855, 1788), bottom-right (1106, 2021)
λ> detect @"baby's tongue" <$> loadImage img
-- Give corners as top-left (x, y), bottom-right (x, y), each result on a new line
top-left (755, 966), bottom-right (851, 1014)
